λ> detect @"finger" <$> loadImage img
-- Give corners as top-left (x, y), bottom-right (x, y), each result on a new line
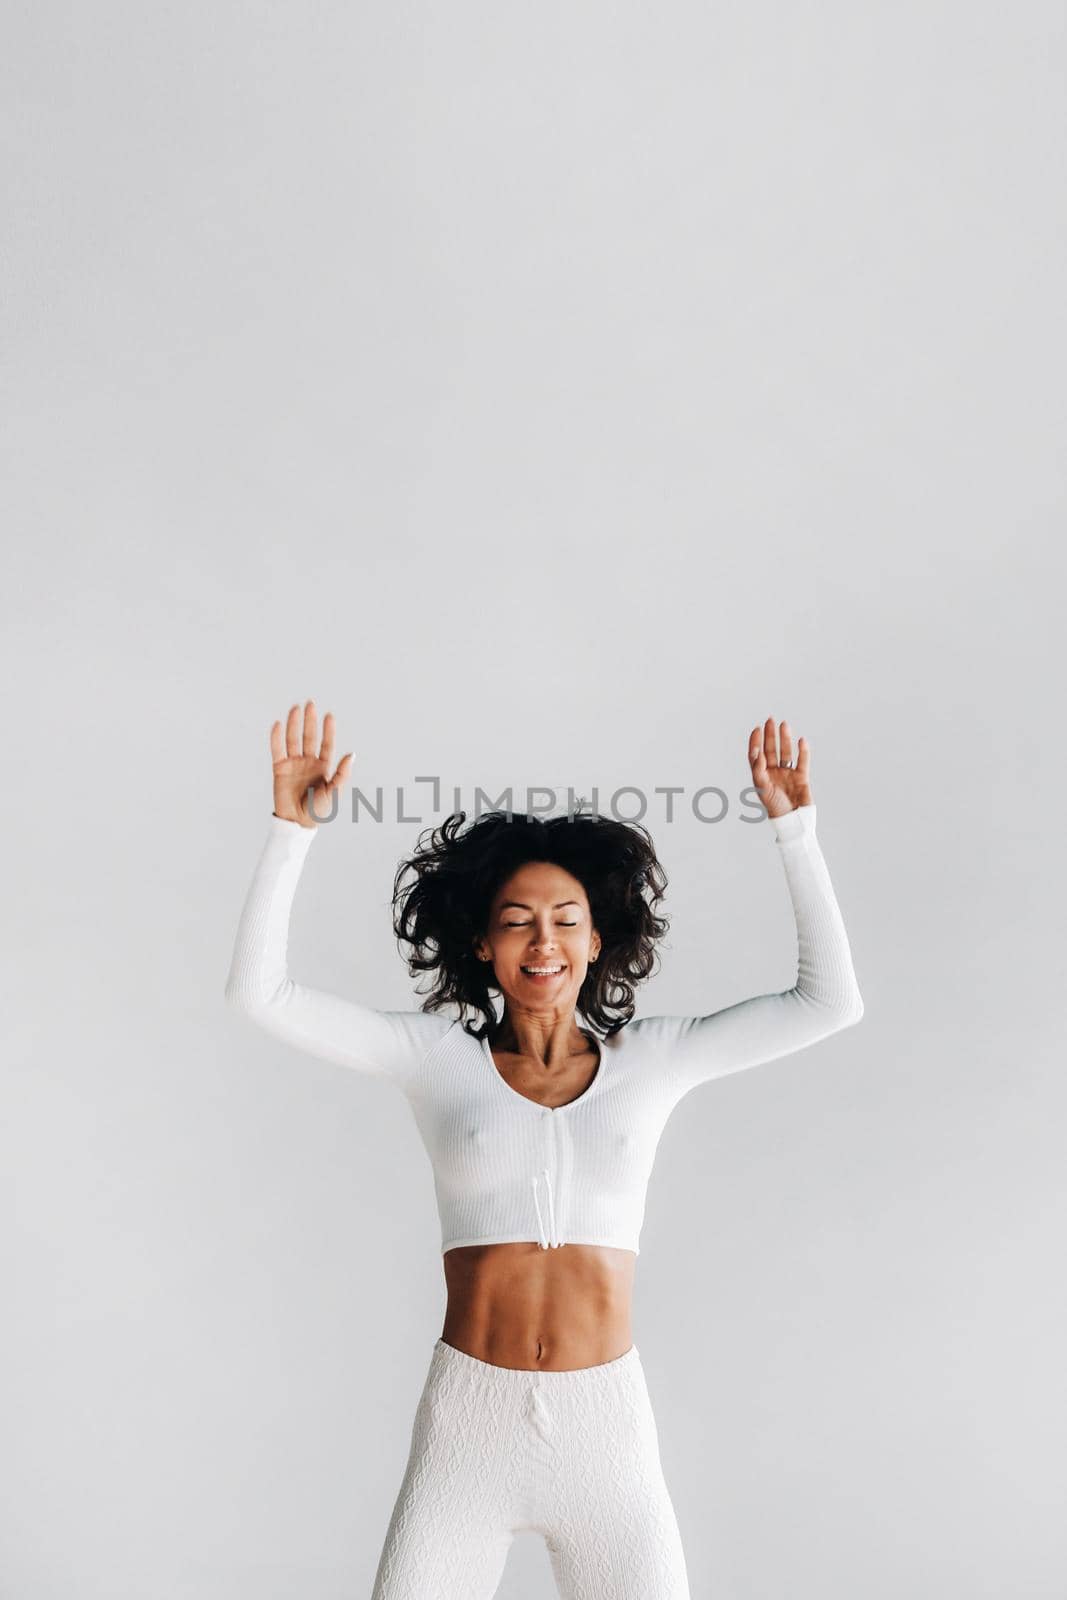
top-left (303, 700), bottom-right (318, 762)
top-left (286, 703), bottom-right (302, 758)
top-left (329, 752), bottom-right (353, 790)
top-left (320, 710), bottom-right (336, 771)
top-left (796, 736), bottom-right (811, 779)
top-left (270, 720), bottom-right (286, 765)
top-left (780, 720), bottom-right (793, 768)
top-left (763, 716), bottom-right (778, 769)
top-left (748, 726), bottom-right (766, 773)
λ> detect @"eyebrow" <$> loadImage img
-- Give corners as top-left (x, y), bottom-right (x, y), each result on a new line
top-left (498, 900), bottom-right (583, 912)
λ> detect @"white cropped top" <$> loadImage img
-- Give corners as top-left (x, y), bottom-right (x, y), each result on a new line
top-left (223, 804), bottom-right (863, 1256)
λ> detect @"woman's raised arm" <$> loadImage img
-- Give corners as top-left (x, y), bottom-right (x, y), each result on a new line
top-left (633, 719), bottom-right (864, 1095)
top-left (223, 701), bottom-right (452, 1088)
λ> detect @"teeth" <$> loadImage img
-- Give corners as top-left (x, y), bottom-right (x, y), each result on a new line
top-left (522, 965), bottom-right (564, 975)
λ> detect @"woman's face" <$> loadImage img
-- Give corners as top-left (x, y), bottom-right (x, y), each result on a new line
top-left (474, 860), bottom-right (601, 1018)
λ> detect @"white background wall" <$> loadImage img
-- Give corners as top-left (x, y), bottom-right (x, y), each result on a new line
top-left (3, 3), bottom-right (1063, 1595)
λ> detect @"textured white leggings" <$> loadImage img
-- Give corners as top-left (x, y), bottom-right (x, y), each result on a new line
top-left (371, 1338), bottom-right (691, 1598)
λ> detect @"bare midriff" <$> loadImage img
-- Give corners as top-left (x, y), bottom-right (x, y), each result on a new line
top-left (441, 1241), bottom-right (636, 1371)
top-left (439, 1028), bottom-right (636, 1372)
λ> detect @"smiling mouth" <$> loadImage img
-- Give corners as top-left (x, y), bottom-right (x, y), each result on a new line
top-left (520, 965), bottom-right (566, 978)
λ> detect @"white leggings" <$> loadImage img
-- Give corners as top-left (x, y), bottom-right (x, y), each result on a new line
top-left (371, 1338), bottom-right (691, 1598)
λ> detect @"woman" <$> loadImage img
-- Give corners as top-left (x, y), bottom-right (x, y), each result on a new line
top-left (224, 701), bottom-right (864, 1598)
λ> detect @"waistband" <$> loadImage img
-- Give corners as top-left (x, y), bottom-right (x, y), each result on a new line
top-left (431, 1337), bottom-right (640, 1389)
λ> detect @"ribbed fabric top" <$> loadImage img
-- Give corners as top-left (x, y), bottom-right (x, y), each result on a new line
top-left (223, 803), bottom-right (863, 1256)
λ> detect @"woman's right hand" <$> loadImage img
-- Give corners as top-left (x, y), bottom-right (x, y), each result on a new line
top-left (270, 700), bottom-right (354, 828)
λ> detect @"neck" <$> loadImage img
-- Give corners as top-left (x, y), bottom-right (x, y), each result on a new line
top-left (492, 1008), bottom-right (589, 1066)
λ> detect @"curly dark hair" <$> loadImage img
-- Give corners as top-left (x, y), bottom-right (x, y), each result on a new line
top-left (391, 806), bottom-right (671, 1042)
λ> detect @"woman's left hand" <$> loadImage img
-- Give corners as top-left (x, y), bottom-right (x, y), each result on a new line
top-left (748, 716), bottom-right (813, 820)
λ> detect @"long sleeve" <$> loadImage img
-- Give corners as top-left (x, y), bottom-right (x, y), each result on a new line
top-left (632, 804), bottom-right (864, 1095)
top-left (223, 814), bottom-right (453, 1088)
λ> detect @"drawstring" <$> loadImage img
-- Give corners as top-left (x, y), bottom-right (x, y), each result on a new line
top-left (544, 1169), bottom-right (559, 1248)
top-left (531, 1167), bottom-right (561, 1250)
top-left (531, 1172), bottom-right (551, 1249)
top-left (531, 1173), bottom-right (549, 1249)
top-left (528, 1371), bottom-right (554, 1439)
